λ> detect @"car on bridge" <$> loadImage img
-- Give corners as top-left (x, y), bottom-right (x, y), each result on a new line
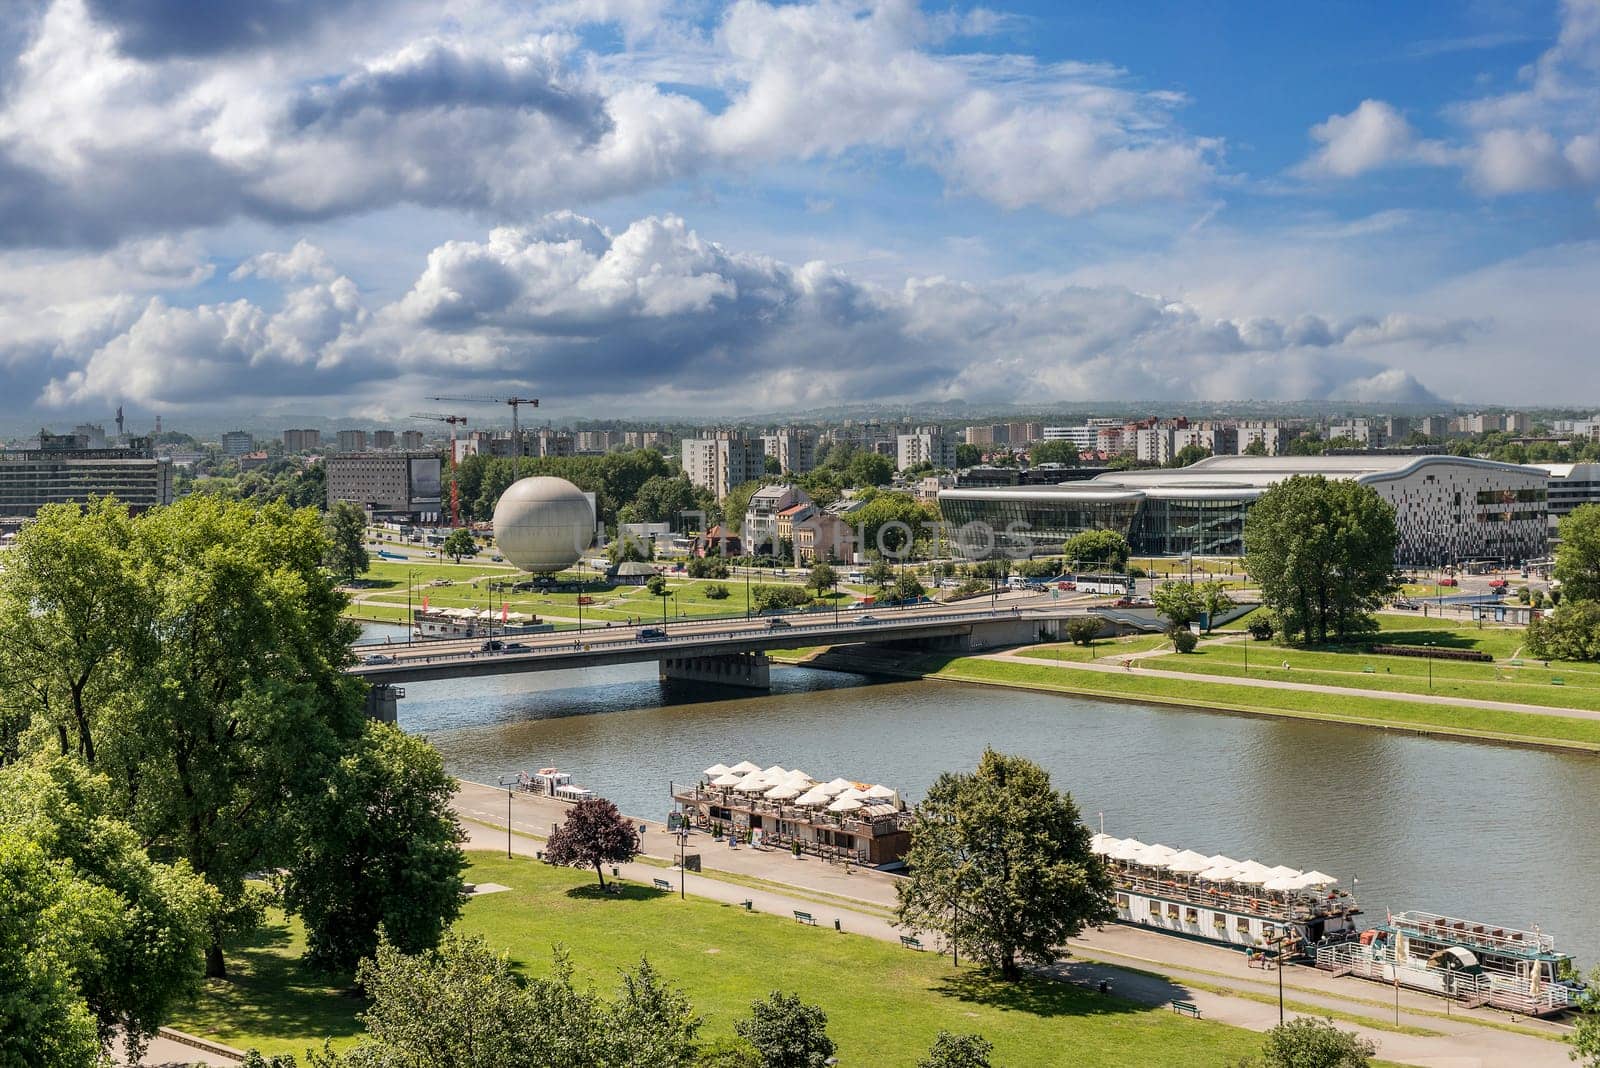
top-left (854, 614), bottom-right (879, 624)
top-left (361, 653), bottom-right (395, 664)
top-left (481, 639), bottom-right (504, 651)
top-left (765, 618), bottom-right (792, 630)
top-left (637, 627), bottom-right (668, 641)
top-left (504, 642), bottom-right (531, 652)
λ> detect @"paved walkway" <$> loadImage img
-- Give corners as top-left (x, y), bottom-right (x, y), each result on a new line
top-left (453, 782), bottom-right (1573, 1068)
top-left (984, 648), bottom-right (1600, 722)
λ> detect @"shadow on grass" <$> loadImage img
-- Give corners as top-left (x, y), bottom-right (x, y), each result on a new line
top-left (564, 881), bottom-right (662, 902)
top-left (1325, 629), bottom-right (1483, 652)
top-left (931, 960), bottom-right (1183, 1019)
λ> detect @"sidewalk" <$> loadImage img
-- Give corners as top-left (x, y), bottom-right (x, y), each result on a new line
top-left (454, 782), bottom-right (1573, 1068)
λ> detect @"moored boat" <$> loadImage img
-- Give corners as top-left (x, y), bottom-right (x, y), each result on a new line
top-left (1091, 834), bottom-right (1360, 957)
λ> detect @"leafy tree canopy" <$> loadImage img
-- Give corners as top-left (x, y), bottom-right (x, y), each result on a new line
top-left (545, 798), bottom-right (639, 887)
top-left (1555, 504), bottom-right (1600, 603)
top-left (1062, 530), bottom-right (1130, 571)
top-left (1030, 440), bottom-right (1079, 466)
top-left (734, 991), bottom-right (835, 1068)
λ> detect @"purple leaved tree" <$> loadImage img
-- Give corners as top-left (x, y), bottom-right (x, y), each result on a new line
top-left (544, 798), bottom-right (640, 888)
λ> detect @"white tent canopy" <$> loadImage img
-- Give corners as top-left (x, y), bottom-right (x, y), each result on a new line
top-left (785, 769), bottom-right (815, 783)
top-left (1263, 875), bottom-right (1302, 892)
top-left (863, 784), bottom-right (896, 799)
top-left (1197, 858), bottom-right (1240, 881)
top-left (1229, 861), bottom-right (1274, 886)
top-left (765, 784), bottom-right (804, 800)
top-left (1165, 850), bottom-right (1212, 874)
top-left (761, 765), bottom-right (788, 778)
top-left (734, 774), bottom-right (772, 793)
top-left (727, 760), bottom-right (760, 775)
top-left (1109, 838), bottom-right (1148, 862)
top-left (1089, 833), bottom-right (1119, 855)
top-left (703, 763), bottom-right (731, 778)
top-left (794, 789), bottom-right (832, 807)
top-left (1135, 843), bottom-right (1177, 867)
top-left (820, 778), bottom-right (854, 796)
top-left (827, 797), bottom-right (863, 813)
top-left (1294, 871), bottom-right (1338, 888)
top-left (711, 772), bottom-right (744, 787)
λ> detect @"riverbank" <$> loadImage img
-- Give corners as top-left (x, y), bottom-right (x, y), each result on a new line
top-left (767, 645), bottom-right (1600, 755)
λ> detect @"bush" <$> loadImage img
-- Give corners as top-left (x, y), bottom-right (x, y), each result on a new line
top-left (1248, 618), bottom-right (1275, 641)
top-left (1172, 629), bottom-right (1199, 653)
top-left (750, 584), bottom-right (811, 613)
top-left (1531, 588), bottom-right (1545, 609)
top-left (704, 583), bottom-right (730, 600)
top-left (1064, 617), bottom-right (1102, 646)
top-left (1250, 1015), bottom-right (1374, 1067)
top-left (1127, 565), bottom-right (1146, 579)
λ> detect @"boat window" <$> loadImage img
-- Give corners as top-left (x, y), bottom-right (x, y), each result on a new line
top-left (1185, 908), bottom-right (1199, 923)
top-left (1115, 894), bottom-right (1129, 908)
top-left (1213, 915), bottom-right (1227, 929)
top-left (1236, 917), bottom-right (1251, 933)
top-left (1166, 903), bottom-right (1180, 918)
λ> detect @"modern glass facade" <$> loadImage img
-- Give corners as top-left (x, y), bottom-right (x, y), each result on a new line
top-left (938, 492), bottom-right (1141, 558)
top-left (1128, 496), bottom-right (1252, 556)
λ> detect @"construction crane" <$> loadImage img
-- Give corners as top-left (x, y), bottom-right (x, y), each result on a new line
top-left (410, 413), bottom-right (470, 526)
top-left (430, 396), bottom-right (539, 479)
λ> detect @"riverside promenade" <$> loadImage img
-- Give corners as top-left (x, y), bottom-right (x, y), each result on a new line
top-left (454, 780), bottom-right (1575, 1068)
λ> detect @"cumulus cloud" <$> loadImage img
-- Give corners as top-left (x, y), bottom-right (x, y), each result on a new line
top-left (11, 213), bottom-right (1470, 416)
top-left (0, 0), bottom-right (1217, 249)
top-left (1295, 100), bottom-right (1454, 178)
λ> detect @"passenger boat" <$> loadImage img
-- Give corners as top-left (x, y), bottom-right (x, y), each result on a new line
top-left (515, 767), bottom-right (597, 803)
top-left (411, 607), bottom-right (555, 640)
top-left (1313, 911), bottom-right (1582, 1017)
top-left (1091, 834), bottom-right (1360, 956)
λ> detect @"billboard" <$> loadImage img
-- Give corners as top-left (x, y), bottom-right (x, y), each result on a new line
top-left (408, 457), bottom-right (442, 505)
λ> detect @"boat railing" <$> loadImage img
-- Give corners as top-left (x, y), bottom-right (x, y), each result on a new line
top-left (1391, 910), bottom-right (1557, 955)
top-left (1114, 871), bottom-right (1352, 921)
top-left (1315, 941), bottom-right (1575, 1016)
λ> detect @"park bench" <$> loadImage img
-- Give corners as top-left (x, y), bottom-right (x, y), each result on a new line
top-left (1171, 1000), bottom-right (1201, 1018)
top-left (900, 935), bottom-right (925, 951)
top-left (794, 910), bottom-right (816, 925)
top-left (1553, 677), bottom-right (1565, 686)
top-left (1362, 665), bottom-right (1375, 673)
top-left (653, 878), bottom-right (672, 892)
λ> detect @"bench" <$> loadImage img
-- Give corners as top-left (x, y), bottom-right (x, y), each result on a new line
top-left (653, 878), bottom-right (672, 892)
top-left (900, 935), bottom-right (925, 951)
top-left (1362, 665), bottom-right (1375, 673)
top-left (794, 910), bottom-right (816, 926)
top-left (1553, 677), bottom-right (1565, 686)
top-left (1171, 1000), bottom-right (1201, 1019)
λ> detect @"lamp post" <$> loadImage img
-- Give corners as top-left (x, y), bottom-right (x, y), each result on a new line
top-left (407, 567), bottom-right (416, 641)
top-left (1426, 641), bottom-right (1436, 690)
top-left (678, 827), bottom-right (687, 900)
top-left (506, 790), bottom-right (514, 859)
top-left (576, 559), bottom-right (584, 638)
top-left (1277, 942), bottom-right (1285, 1024)
top-left (744, 555), bottom-right (752, 620)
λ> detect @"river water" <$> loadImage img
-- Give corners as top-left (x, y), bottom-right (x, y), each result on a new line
top-left (365, 620), bottom-right (1600, 968)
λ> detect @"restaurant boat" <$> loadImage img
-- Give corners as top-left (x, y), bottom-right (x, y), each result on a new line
top-left (1313, 911), bottom-right (1582, 1017)
top-left (1091, 834), bottom-right (1360, 956)
top-left (411, 607), bottom-right (555, 640)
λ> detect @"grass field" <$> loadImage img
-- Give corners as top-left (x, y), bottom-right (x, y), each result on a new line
top-left (1015, 634), bottom-right (1176, 663)
top-left (169, 854), bottom-right (1264, 1066)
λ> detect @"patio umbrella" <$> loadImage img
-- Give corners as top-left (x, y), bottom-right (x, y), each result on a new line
top-left (1165, 850), bottom-right (1211, 874)
top-left (1264, 865), bottom-right (1302, 881)
top-left (819, 778), bottom-right (854, 796)
top-left (761, 765), bottom-right (788, 778)
top-left (794, 789), bottom-right (831, 807)
top-left (1229, 861), bottom-right (1274, 886)
top-left (784, 769), bottom-right (813, 782)
top-left (765, 783), bottom-right (804, 800)
top-left (711, 772), bottom-right (744, 787)
top-left (1293, 871), bottom-right (1338, 889)
top-left (728, 760), bottom-right (760, 775)
top-left (827, 797), bottom-right (863, 813)
top-left (862, 784), bottom-right (896, 800)
top-left (1263, 875), bottom-right (1302, 892)
top-left (1109, 838), bottom-right (1148, 862)
top-left (1089, 834), bottom-right (1121, 856)
top-left (835, 787), bottom-right (868, 802)
top-left (703, 763), bottom-right (731, 778)
top-left (734, 773), bottom-right (771, 793)
top-left (1135, 843), bottom-right (1177, 868)
top-left (1197, 858), bottom-right (1240, 881)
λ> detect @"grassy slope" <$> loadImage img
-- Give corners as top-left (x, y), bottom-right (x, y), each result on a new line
top-left (170, 854), bottom-right (1262, 1066)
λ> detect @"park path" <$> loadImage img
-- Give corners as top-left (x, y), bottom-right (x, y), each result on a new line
top-left (984, 648), bottom-right (1600, 722)
top-left (453, 782), bottom-right (1572, 1068)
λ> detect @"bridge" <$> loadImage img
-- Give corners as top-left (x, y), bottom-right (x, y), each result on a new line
top-left (349, 602), bottom-right (1097, 721)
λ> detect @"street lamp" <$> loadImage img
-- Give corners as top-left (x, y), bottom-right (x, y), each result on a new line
top-left (506, 790), bottom-right (514, 859)
top-left (1426, 641), bottom-right (1436, 690)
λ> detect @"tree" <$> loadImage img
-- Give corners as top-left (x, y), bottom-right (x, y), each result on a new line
top-left (1030, 440), bottom-right (1079, 466)
top-left (895, 749), bottom-right (1114, 979)
top-left (955, 443), bottom-right (982, 468)
top-left (1244, 477), bottom-right (1399, 645)
top-left (763, 455), bottom-right (782, 475)
top-left (734, 991), bottom-right (835, 1068)
top-left (851, 492), bottom-right (929, 558)
top-left (1243, 439), bottom-right (1269, 456)
top-left (283, 721), bottom-right (466, 971)
top-left (324, 501), bottom-right (370, 582)
top-left (893, 571), bottom-right (926, 603)
top-left (722, 481), bottom-right (765, 533)
top-left (751, 585), bottom-right (811, 612)
top-left (545, 798), bottom-right (639, 888)
top-left (1152, 581), bottom-right (1203, 629)
top-left (918, 1031), bottom-right (993, 1068)
top-left (864, 557), bottom-right (896, 591)
top-left (442, 528), bottom-right (477, 563)
top-left (604, 957), bottom-right (702, 1068)
top-left (1172, 629), bottom-right (1199, 653)
top-left (1526, 601), bottom-right (1600, 661)
top-left (1062, 530), bottom-right (1130, 571)
top-left (1555, 504), bottom-right (1600, 603)
top-left (1251, 1016), bottom-right (1374, 1068)
top-left (1570, 966), bottom-right (1600, 1068)
top-left (1065, 617), bottom-right (1102, 646)
top-left (808, 561), bottom-right (838, 598)
top-left (646, 573), bottom-right (670, 599)
top-left (1169, 444), bottom-right (1211, 468)
top-left (844, 452), bottom-right (894, 488)
top-left (1198, 579), bottom-right (1235, 629)
top-left (626, 475), bottom-right (698, 527)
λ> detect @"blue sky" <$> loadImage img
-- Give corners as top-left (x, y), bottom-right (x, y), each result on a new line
top-left (1, 0), bottom-right (1597, 424)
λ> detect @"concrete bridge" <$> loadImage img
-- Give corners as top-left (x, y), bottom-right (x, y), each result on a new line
top-left (350, 604), bottom-right (1090, 721)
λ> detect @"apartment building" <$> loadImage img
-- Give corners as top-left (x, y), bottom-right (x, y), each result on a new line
top-left (221, 431), bottom-right (253, 457)
top-left (283, 428), bottom-right (321, 452)
top-left (325, 452), bottom-right (443, 517)
top-left (761, 427), bottom-right (818, 475)
top-left (682, 431), bottom-right (765, 499)
top-left (896, 426), bottom-right (957, 471)
top-left (336, 429), bottom-right (367, 452)
top-left (371, 430), bottom-right (396, 450)
top-left (0, 433), bottom-right (173, 522)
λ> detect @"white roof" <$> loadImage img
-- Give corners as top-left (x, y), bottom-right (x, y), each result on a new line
top-left (703, 763), bottom-right (731, 777)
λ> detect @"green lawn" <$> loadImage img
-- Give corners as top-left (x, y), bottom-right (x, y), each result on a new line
top-left (916, 655), bottom-right (1600, 751)
top-left (1015, 634), bottom-right (1176, 663)
top-left (170, 854), bottom-right (1262, 1066)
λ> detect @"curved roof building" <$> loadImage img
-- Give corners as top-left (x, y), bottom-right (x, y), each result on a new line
top-left (938, 454), bottom-right (1548, 565)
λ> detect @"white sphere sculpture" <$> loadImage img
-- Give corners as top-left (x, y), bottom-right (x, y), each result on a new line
top-left (492, 476), bottom-right (595, 573)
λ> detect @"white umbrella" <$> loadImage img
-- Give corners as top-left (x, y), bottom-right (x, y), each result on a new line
top-left (1109, 838), bottom-right (1148, 862)
top-left (1229, 861), bottom-right (1274, 886)
top-left (827, 797), bottom-right (863, 813)
top-left (1165, 850), bottom-right (1211, 874)
top-left (765, 783), bottom-right (804, 800)
top-left (819, 778), bottom-right (854, 796)
top-left (711, 772), bottom-right (744, 787)
top-left (734, 773), bottom-right (771, 793)
top-left (784, 769), bottom-right (814, 782)
top-left (1294, 871), bottom-right (1338, 889)
top-left (761, 765), bottom-right (788, 778)
top-left (728, 760), bottom-right (760, 775)
top-left (794, 788), bottom-right (832, 807)
top-left (1264, 865), bottom-right (1302, 881)
top-left (703, 763), bottom-right (731, 777)
top-left (1263, 875), bottom-right (1302, 892)
top-left (1090, 834), bottom-right (1120, 855)
top-left (862, 784), bottom-right (896, 800)
top-left (836, 787), bottom-right (868, 801)
top-left (1135, 843), bottom-right (1177, 868)
top-left (1198, 857), bottom-right (1240, 881)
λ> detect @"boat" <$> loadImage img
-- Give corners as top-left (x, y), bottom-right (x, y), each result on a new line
top-left (516, 767), bottom-right (596, 802)
top-left (411, 607), bottom-right (555, 640)
top-left (1092, 834), bottom-right (1360, 956)
top-left (1313, 910), bottom-right (1582, 1017)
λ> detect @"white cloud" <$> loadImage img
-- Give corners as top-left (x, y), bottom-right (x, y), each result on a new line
top-left (1296, 99), bottom-right (1454, 178)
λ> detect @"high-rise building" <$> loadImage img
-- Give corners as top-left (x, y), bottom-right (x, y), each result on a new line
top-left (336, 429), bottom-right (367, 452)
top-left (1504, 412), bottom-right (1532, 435)
top-left (964, 425), bottom-right (997, 446)
top-left (283, 428), bottom-right (321, 452)
top-left (221, 430), bottom-right (253, 457)
top-left (896, 427), bottom-right (956, 471)
top-left (400, 430), bottom-right (425, 450)
top-left (1235, 423), bottom-right (1288, 455)
top-left (325, 453), bottom-right (443, 517)
top-left (761, 427), bottom-right (818, 475)
top-left (371, 430), bottom-right (396, 450)
top-left (1007, 422), bottom-right (1042, 445)
top-left (0, 433), bottom-right (173, 521)
top-left (682, 431), bottom-right (765, 499)
top-left (72, 423), bottom-right (109, 449)
top-left (1418, 415), bottom-right (1451, 440)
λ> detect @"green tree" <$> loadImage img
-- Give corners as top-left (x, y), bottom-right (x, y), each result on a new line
top-left (1555, 504), bottom-right (1600, 603)
top-left (1526, 601), bottom-right (1600, 661)
top-left (1030, 440), bottom-right (1079, 466)
top-left (864, 557), bottom-right (896, 592)
top-left (894, 571), bottom-right (926, 602)
top-left (764, 455), bottom-right (782, 475)
top-left (1169, 444), bottom-right (1211, 468)
top-left (1062, 530), bottom-right (1130, 571)
top-left (751, 585), bottom-right (811, 612)
top-left (808, 561), bottom-right (838, 598)
top-left (324, 501), bottom-right (370, 582)
top-left (624, 475), bottom-right (698, 527)
top-left (722, 480), bottom-right (765, 533)
top-left (845, 451), bottom-right (894, 488)
top-left (1152, 580), bottom-right (1203, 629)
top-left (603, 957), bottom-right (702, 1068)
top-left (1198, 578), bottom-right (1235, 629)
top-left (545, 798), bottom-right (639, 888)
top-left (895, 749), bottom-right (1114, 979)
top-left (442, 528), bottom-right (478, 564)
top-left (646, 573), bottom-right (669, 598)
top-left (851, 492), bottom-right (929, 558)
top-left (1064, 616), bottom-right (1102, 646)
top-left (955, 443), bottom-right (982, 468)
top-left (1570, 966), bottom-right (1600, 1068)
top-left (734, 991), bottom-right (835, 1068)
top-left (1244, 477), bottom-right (1399, 645)
top-left (283, 721), bottom-right (466, 971)
top-left (918, 1031), bottom-right (993, 1068)
top-left (1250, 1016), bottom-right (1374, 1067)
top-left (1243, 439), bottom-right (1269, 456)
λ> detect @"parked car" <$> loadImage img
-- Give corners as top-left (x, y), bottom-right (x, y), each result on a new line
top-left (765, 618), bottom-right (792, 630)
top-left (503, 642), bottom-right (531, 652)
top-left (637, 627), bottom-right (668, 641)
top-left (361, 653), bottom-right (395, 665)
top-left (1439, 577), bottom-right (1459, 587)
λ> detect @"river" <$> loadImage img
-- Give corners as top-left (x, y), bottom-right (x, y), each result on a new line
top-left (360, 622), bottom-right (1600, 968)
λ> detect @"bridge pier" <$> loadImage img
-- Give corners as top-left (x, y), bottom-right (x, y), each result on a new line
top-left (364, 682), bottom-right (403, 723)
top-left (660, 652), bottom-right (772, 690)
